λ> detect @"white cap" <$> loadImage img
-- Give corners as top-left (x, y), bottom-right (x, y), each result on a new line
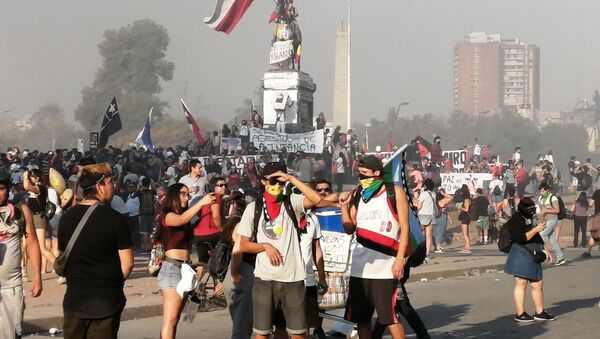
top-left (575, 160), bottom-right (581, 165)
top-left (176, 263), bottom-right (198, 299)
top-left (375, 145), bottom-right (381, 152)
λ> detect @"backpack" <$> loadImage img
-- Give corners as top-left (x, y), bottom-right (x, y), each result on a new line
top-left (549, 194), bottom-right (567, 220)
top-left (252, 195), bottom-right (300, 241)
top-left (352, 182), bottom-right (426, 268)
top-left (580, 173), bottom-right (592, 190)
top-left (492, 184), bottom-right (501, 196)
top-left (139, 189), bottom-right (155, 215)
top-left (208, 240), bottom-right (232, 281)
top-left (497, 223), bottom-right (512, 253)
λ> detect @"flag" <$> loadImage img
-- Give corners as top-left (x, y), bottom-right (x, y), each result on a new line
top-left (135, 107), bottom-right (154, 152)
top-left (98, 97), bottom-right (122, 149)
top-left (383, 145), bottom-right (426, 266)
top-left (181, 99), bottom-right (206, 145)
top-left (204, 0), bottom-right (255, 34)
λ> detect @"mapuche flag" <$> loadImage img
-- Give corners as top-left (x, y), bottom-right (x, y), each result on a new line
top-left (98, 97), bottom-right (122, 149)
top-left (204, 0), bottom-right (255, 34)
top-left (180, 99), bottom-right (206, 145)
top-left (135, 107), bottom-right (154, 152)
top-left (383, 145), bottom-right (426, 267)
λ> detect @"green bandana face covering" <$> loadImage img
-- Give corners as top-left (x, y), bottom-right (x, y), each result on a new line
top-left (359, 175), bottom-right (384, 202)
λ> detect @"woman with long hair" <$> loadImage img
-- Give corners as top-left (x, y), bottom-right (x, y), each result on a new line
top-left (157, 184), bottom-right (215, 339)
top-left (414, 178), bottom-right (436, 259)
top-left (458, 184), bottom-right (472, 254)
top-left (22, 168), bottom-right (56, 274)
top-left (571, 191), bottom-right (590, 247)
top-left (434, 188), bottom-right (454, 253)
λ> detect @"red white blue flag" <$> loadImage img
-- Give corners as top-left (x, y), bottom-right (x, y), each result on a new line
top-left (180, 99), bottom-right (206, 145)
top-left (205, 0), bottom-right (255, 34)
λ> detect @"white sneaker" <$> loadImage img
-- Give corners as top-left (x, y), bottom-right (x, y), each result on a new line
top-left (57, 277), bottom-right (66, 284)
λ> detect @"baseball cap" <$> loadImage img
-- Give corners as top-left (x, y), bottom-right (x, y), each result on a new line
top-left (359, 155), bottom-right (384, 172)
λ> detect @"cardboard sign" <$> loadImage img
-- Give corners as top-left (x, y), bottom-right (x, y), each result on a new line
top-left (320, 231), bottom-right (353, 272)
top-left (89, 132), bottom-right (99, 151)
top-left (249, 127), bottom-right (323, 153)
top-left (442, 150), bottom-right (467, 169)
top-left (77, 139), bottom-right (84, 153)
top-left (269, 40), bottom-right (294, 65)
top-left (440, 172), bottom-right (493, 195)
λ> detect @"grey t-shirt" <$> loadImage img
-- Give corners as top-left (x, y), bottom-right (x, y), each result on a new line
top-left (0, 206), bottom-right (22, 288)
top-left (178, 174), bottom-right (208, 201)
top-left (237, 194), bottom-right (306, 282)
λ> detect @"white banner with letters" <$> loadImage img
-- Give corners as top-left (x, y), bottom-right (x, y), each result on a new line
top-left (442, 150), bottom-right (467, 169)
top-left (320, 231), bottom-right (353, 272)
top-left (440, 172), bottom-right (493, 195)
top-left (249, 127), bottom-right (323, 153)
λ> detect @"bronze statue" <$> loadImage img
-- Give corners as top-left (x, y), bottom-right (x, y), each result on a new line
top-left (270, 0), bottom-right (302, 70)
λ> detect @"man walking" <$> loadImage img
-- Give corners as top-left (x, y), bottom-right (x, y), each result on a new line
top-left (537, 183), bottom-right (566, 266)
top-left (1, 168), bottom-right (43, 339)
top-left (339, 155), bottom-right (410, 339)
top-left (58, 163), bottom-right (133, 339)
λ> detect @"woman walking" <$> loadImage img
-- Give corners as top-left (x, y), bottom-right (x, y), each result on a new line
top-left (157, 184), bottom-right (215, 339)
top-left (415, 179), bottom-right (436, 259)
top-left (333, 152), bottom-right (346, 193)
top-left (457, 184), bottom-right (472, 254)
top-left (433, 188), bottom-right (453, 253)
top-left (505, 197), bottom-right (555, 322)
top-left (571, 192), bottom-right (590, 248)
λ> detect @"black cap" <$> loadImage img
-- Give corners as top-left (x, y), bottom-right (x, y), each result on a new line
top-left (358, 155), bottom-right (383, 172)
top-left (262, 162), bottom-right (287, 177)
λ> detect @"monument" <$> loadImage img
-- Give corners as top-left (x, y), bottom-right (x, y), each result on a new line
top-left (261, 0), bottom-right (316, 133)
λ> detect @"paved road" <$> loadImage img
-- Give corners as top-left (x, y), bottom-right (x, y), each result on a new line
top-left (25, 248), bottom-right (600, 338)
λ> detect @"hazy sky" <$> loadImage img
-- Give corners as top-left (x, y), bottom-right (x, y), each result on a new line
top-left (1, 0), bottom-right (600, 127)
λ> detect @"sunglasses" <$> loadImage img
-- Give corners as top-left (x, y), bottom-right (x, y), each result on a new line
top-left (179, 191), bottom-right (190, 198)
top-left (263, 177), bottom-right (284, 186)
top-left (215, 183), bottom-right (227, 188)
top-left (316, 187), bottom-right (331, 193)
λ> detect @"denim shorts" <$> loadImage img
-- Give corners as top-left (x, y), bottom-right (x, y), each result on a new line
top-left (157, 261), bottom-right (182, 290)
top-left (505, 242), bottom-right (543, 281)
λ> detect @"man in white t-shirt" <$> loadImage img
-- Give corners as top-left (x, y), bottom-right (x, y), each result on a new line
top-left (178, 159), bottom-right (207, 201)
top-left (237, 162), bottom-right (323, 339)
top-left (339, 155), bottom-right (410, 339)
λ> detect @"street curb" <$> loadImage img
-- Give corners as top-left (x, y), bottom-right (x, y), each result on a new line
top-left (23, 262), bottom-right (505, 333)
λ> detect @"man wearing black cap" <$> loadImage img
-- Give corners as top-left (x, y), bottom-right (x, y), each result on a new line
top-left (237, 162), bottom-right (323, 339)
top-left (339, 155), bottom-right (410, 339)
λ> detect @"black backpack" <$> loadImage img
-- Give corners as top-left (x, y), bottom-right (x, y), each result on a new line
top-left (497, 224), bottom-right (512, 253)
top-left (492, 185), bottom-right (501, 196)
top-left (208, 240), bottom-right (232, 281)
top-left (550, 194), bottom-right (567, 220)
top-left (580, 173), bottom-right (592, 191)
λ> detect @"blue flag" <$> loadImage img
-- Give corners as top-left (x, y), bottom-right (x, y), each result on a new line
top-left (136, 107), bottom-right (154, 152)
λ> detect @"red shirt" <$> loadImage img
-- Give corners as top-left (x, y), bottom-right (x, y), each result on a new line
top-left (194, 196), bottom-right (222, 236)
top-left (516, 167), bottom-right (527, 183)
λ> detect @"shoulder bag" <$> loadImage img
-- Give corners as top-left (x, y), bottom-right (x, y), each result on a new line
top-left (54, 203), bottom-right (99, 277)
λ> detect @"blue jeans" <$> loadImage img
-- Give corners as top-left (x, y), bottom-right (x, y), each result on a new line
top-left (540, 219), bottom-right (564, 261)
top-left (434, 213), bottom-right (447, 246)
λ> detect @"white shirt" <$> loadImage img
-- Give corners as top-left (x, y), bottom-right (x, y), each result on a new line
top-left (417, 190), bottom-right (435, 216)
top-left (489, 179), bottom-right (504, 195)
top-left (124, 193), bottom-right (140, 217)
top-left (300, 212), bottom-right (322, 287)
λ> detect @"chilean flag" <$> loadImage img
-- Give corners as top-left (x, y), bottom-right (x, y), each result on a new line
top-left (181, 99), bottom-right (206, 145)
top-left (135, 107), bottom-right (154, 152)
top-left (205, 0), bottom-right (255, 34)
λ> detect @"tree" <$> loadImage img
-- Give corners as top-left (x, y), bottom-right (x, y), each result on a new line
top-left (75, 19), bottom-right (174, 133)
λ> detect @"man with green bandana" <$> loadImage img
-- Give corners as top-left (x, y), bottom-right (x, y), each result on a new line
top-left (537, 183), bottom-right (566, 266)
top-left (339, 155), bottom-right (410, 339)
top-left (237, 162), bottom-right (323, 339)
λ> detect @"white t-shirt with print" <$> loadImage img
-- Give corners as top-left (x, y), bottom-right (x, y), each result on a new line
top-left (237, 194), bottom-right (306, 283)
top-left (300, 211), bottom-right (322, 287)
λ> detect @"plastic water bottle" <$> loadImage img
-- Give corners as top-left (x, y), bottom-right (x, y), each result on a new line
top-left (396, 281), bottom-right (404, 301)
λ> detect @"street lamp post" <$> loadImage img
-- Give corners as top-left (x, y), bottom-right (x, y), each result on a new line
top-left (395, 102), bottom-right (410, 118)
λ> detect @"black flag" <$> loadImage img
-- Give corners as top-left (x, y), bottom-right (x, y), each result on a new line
top-left (98, 97), bottom-right (122, 148)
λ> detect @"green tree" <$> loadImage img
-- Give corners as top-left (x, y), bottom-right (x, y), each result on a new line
top-left (75, 19), bottom-right (174, 132)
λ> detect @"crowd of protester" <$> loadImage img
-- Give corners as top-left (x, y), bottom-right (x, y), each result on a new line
top-left (3, 121), bottom-right (600, 338)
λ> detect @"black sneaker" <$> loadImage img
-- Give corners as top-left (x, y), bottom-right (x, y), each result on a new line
top-left (533, 310), bottom-right (556, 321)
top-left (514, 312), bottom-right (535, 322)
top-left (581, 252), bottom-right (592, 258)
top-left (313, 327), bottom-right (329, 339)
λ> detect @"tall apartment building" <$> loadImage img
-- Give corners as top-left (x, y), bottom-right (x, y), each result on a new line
top-left (454, 32), bottom-right (540, 116)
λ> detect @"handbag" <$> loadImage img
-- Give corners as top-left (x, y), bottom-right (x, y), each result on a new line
top-left (54, 203), bottom-right (99, 277)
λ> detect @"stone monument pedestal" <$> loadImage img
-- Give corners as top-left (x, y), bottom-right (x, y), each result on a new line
top-left (261, 70), bottom-right (317, 132)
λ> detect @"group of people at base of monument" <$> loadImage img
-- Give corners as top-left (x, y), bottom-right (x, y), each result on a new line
top-left (4, 134), bottom-right (600, 338)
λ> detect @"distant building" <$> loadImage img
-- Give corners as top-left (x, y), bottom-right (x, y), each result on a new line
top-left (454, 32), bottom-right (540, 117)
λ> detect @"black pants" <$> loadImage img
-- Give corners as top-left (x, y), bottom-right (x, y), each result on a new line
top-left (194, 233), bottom-right (221, 263)
top-left (372, 267), bottom-right (430, 339)
top-left (516, 182), bottom-right (526, 198)
top-left (63, 312), bottom-right (121, 339)
top-left (335, 173), bottom-right (345, 193)
top-left (573, 216), bottom-right (588, 247)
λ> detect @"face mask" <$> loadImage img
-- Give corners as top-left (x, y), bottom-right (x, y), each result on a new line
top-left (266, 184), bottom-right (283, 196)
top-left (359, 174), bottom-right (375, 189)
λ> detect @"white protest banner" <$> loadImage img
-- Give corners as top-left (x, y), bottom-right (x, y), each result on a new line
top-left (194, 154), bottom-right (280, 172)
top-left (269, 40), bottom-right (294, 65)
top-left (319, 231), bottom-right (353, 272)
top-left (442, 150), bottom-right (467, 169)
top-left (220, 138), bottom-right (242, 154)
top-left (440, 172), bottom-right (493, 195)
top-left (77, 139), bottom-right (84, 153)
top-left (250, 127), bottom-right (323, 153)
